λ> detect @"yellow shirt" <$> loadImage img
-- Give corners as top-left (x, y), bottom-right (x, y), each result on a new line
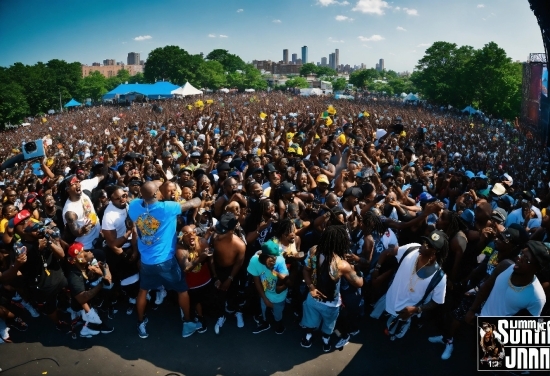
top-left (337, 134), bottom-right (347, 145)
top-left (0, 218), bottom-right (8, 233)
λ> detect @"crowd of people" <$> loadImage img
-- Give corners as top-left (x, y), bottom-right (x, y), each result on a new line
top-left (0, 92), bottom-right (549, 360)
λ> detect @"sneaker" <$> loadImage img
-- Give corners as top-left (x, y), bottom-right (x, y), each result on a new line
top-left (274, 322), bottom-right (285, 335)
top-left (155, 288), bottom-right (167, 305)
top-left (126, 304), bottom-right (135, 316)
top-left (349, 329), bottom-right (360, 336)
top-left (235, 312), bottom-right (244, 328)
top-left (137, 319), bottom-right (149, 339)
top-left (107, 307), bottom-right (117, 320)
top-left (21, 300), bottom-right (39, 318)
top-left (9, 317), bottom-right (28, 332)
top-left (300, 336), bottom-right (312, 348)
top-left (182, 321), bottom-right (201, 338)
top-left (428, 335), bottom-right (445, 344)
top-left (80, 324), bottom-right (100, 338)
top-left (82, 308), bottom-right (102, 325)
top-left (146, 292), bottom-right (152, 301)
top-left (441, 342), bottom-right (454, 360)
top-left (55, 320), bottom-right (72, 334)
top-left (252, 322), bottom-right (271, 334)
top-left (99, 322), bottom-right (114, 334)
top-left (335, 335), bottom-right (350, 350)
top-left (66, 307), bottom-right (80, 321)
top-left (214, 316), bottom-right (226, 335)
top-left (323, 342), bottom-right (332, 353)
top-left (225, 302), bottom-right (235, 314)
top-left (253, 314), bottom-right (263, 325)
top-left (197, 320), bottom-right (207, 334)
top-left (12, 292), bottom-right (22, 302)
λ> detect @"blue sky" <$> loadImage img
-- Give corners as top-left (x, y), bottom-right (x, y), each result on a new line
top-left (0, 0), bottom-right (544, 72)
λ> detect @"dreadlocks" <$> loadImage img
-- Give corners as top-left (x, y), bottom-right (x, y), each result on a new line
top-left (317, 225), bottom-right (350, 266)
top-left (435, 234), bottom-right (449, 265)
top-left (362, 211), bottom-right (386, 237)
top-left (440, 210), bottom-right (467, 239)
top-left (275, 218), bottom-right (295, 238)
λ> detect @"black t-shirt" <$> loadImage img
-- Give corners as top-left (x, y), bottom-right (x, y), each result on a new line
top-left (19, 240), bottom-right (66, 295)
top-left (67, 264), bottom-right (101, 310)
top-left (41, 206), bottom-right (65, 234)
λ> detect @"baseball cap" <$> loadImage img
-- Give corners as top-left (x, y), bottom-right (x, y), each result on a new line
top-left (491, 183), bottom-right (506, 196)
top-left (190, 151), bottom-right (201, 158)
top-left (217, 162), bottom-right (231, 172)
top-left (420, 230), bottom-right (448, 251)
top-left (460, 209), bottom-right (475, 227)
top-left (418, 192), bottom-right (437, 204)
top-left (500, 223), bottom-right (528, 246)
top-left (67, 242), bottom-right (85, 258)
top-left (26, 192), bottom-right (38, 203)
top-left (279, 181), bottom-right (297, 195)
top-left (13, 210), bottom-right (31, 226)
top-left (526, 241), bottom-right (550, 270)
top-left (215, 212), bottom-right (238, 234)
top-left (464, 171), bottom-right (475, 179)
top-left (162, 151), bottom-right (172, 158)
top-left (381, 172), bottom-right (393, 181)
top-left (316, 174), bottom-right (330, 185)
top-left (261, 240), bottom-right (281, 257)
top-left (491, 208), bottom-right (508, 224)
top-left (343, 187), bottom-right (363, 199)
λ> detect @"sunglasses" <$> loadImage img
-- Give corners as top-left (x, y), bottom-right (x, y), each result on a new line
top-left (112, 194), bottom-right (128, 200)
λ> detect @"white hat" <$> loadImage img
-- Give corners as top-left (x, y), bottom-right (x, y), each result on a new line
top-left (491, 183), bottom-right (506, 196)
top-left (375, 129), bottom-right (387, 139)
top-left (502, 173), bottom-right (513, 186)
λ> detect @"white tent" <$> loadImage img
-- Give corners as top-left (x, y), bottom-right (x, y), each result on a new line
top-left (171, 82), bottom-right (203, 96)
top-left (300, 88), bottom-right (323, 96)
top-left (400, 92), bottom-right (407, 98)
top-left (219, 88), bottom-right (230, 93)
top-left (244, 88), bottom-right (255, 93)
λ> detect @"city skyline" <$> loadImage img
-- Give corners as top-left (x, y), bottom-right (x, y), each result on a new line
top-left (0, 0), bottom-right (544, 72)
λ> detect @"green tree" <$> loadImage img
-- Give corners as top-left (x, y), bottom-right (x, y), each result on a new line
top-left (116, 69), bottom-right (131, 83)
top-left (285, 77), bottom-right (309, 88)
top-left (242, 64), bottom-right (267, 90)
top-left (300, 63), bottom-right (318, 76)
top-left (196, 60), bottom-right (226, 90)
top-left (129, 72), bottom-right (146, 84)
top-left (144, 46), bottom-right (202, 85)
top-left (349, 68), bottom-right (380, 88)
top-left (0, 82), bottom-right (29, 127)
top-left (205, 49), bottom-right (246, 73)
top-left (332, 77), bottom-right (347, 91)
top-left (78, 71), bottom-right (108, 102)
top-left (316, 66), bottom-right (337, 77)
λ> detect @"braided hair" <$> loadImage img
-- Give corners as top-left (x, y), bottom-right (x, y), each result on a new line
top-left (317, 225), bottom-right (350, 275)
top-left (275, 218), bottom-right (295, 238)
top-left (434, 233), bottom-right (449, 265)
top-left (362, 211), bottom-right (386, 237)
top-left (440, 210), bottom-right (468, 239)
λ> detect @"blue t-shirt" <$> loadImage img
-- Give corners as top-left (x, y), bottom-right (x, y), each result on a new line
top-left (128, 200), bottom-right (181, 265)
top-left (247, 254), bottom-right (288, 303)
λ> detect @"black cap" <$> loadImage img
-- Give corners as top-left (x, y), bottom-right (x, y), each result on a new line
top-left (343, 187), bottom-right (363, 199)
top-left (279, 181), bottom-right (297, 195)
top-left (526, 241), bottom-right (550, 269)
top-left (215, 212), bottom-right (238, 234)
top-left (381, 172), bottom-right (394, 181)
top-left (265, 163), bottom-right (277, 173)
top-left (501, 224), bottom-right (528, 246)
top-left (420, 230), bottom-right (448, 251)
top-left (251, 167), bottom-right (264, 175)
top-left (404, 146), bottom-right (415, 154)
top-left (162, 151), bottom-right (172, 158)
top-left (217, 162), bottom-right (231, 172)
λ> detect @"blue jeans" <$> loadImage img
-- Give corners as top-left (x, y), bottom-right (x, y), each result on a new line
top-left (261, 299), bottom-right (285, 322)
top-left (301, 294), bottom-right (340, 335)
top-left (140, 257), bottom-right (188, 292)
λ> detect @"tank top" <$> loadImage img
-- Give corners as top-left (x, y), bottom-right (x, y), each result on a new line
top-left (185, 251), bottom-right (211, 289)
top-left (314, 254), bottom-right (341, 307)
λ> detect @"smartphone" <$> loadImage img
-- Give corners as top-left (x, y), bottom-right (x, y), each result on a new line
top-left (14, 242), bottom-right (27, 256)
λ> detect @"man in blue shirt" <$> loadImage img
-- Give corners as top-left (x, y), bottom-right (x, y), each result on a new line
top-left (128, 182), bottom-right (202, 339)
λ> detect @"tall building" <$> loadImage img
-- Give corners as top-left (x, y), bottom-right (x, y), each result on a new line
top-left (376, 63), bottom-right (380, 71)
top-left (329, 53), bottom-right (335, 70)
top-left (103, 59), bottom-right (115, 66)
top-left (321, 57), bottom-right (327, 66)
top-left (379, 58), bottom-right (385, 71)
top-left (335, 49), bottom-right (340, 71)
top-left (283, 49), bottom-right (289, 64)
top-left (301, 46), bottom-right (308, 64)
top-left (291, 53), bottom-right (297, 64)
top-left (127, 52), bottom-right (140, 65)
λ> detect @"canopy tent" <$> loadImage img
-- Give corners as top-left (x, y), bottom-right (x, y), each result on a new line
top-left (171, 82), bottom-right (203, 96)
top-left (300, 88), bottom-right (323, 96)
top-left (403, 93), bottom-right (419, 102)
top-left (462, 105), bottom-right (482, 115)
top-left (244, 88), bottom-right (255, 93)
top-left (102, 82), bottom-right (180, 100)
top-left (400, 92), bottom-right (407, 98)
top-left (219, 88), bottom-right (230, 93)
top-left (64, 99), bottom-right (81, 107)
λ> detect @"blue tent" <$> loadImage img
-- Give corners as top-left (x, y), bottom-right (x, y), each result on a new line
top-left (462, 105), bottom-right (480, 115)
top-left (64, 99), bottom-right (82, 107)
top-left (102, 82), bottom-right (180, 100)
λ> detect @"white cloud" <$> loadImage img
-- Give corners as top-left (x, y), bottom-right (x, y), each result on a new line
top-left (477, 4), bottom-right (485, 8)
top-left (335, 15), bottom-right (353, 21)
top-left (396, 26), bottom-right (406, 31)
top-left (273, 19), bottom-right (282, 23)
top-left (352, 0), bottom-right (390, 15)
top-left (357, 34), bottom-right (384, 42)
top-left (208, 34), bottom-right (216, 38)
top-left (394, 6), bottom-right (400, 10)
top-left (219, 34), bottom-right (228, 38)
top-left (362, 44), bottom-right (372, 48)
top-left (237, 8), bottom-right (244, 12)
top-left (403, 7), bottom-right (418, 16)
top-left (328, 37), bottom-right (345, 43)
top-left (317, 0), bottom-right (350, 6)
top-left (417, 43), bottom-right (430, 47)
top-left (134, 35), bottom-right (152, 41)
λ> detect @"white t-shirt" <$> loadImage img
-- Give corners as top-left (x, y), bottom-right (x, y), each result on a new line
top-left (62, 177), bottom-right (100, 250)
top-left (480, 264), bottom-right (545, 317)
top-left (101, 202), bottom-right (131, 248)
top-left (385, 243), bottom-right (447, 316)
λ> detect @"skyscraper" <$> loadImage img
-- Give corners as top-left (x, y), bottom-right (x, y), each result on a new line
top-left (376, 63), bottom-right (380, 71)
top-left (335, 49), bottom-right (340, 71)
top-left (301, 46), bottom-right (308, 64)
top-left (321, 57), bottom-right (327, 66)
top-left (379, 58), bottom-right (385, 71)
top-left (292, 53), bottom-right (297, 64)
top-left (127, 52), bottom-right (140, 65)
top-left (103, 59), bottom-right (115, 66)
top-left (329, 53), bottom-right (335, 70)
top-left (283, 49), bottom-right (289, 64)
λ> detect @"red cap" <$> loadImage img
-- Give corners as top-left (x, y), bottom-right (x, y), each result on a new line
top-left (26, 192), bottom-right (37, 203)
top-left (13, 210), bottom-right (31, 226)
top-left (67, 242), bottom-right (85, 258)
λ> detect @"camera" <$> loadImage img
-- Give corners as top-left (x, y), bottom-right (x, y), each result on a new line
top-left (14, 241), bottom-right (27, 256)
top-left (22, 139), bottom-right (45, 160)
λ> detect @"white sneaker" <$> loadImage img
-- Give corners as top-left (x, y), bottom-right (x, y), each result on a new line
top-left (21, 301), bottom-right (39, 318)
top-left (335, 335), bottom-right (350, 349)
top-left (82, 308), bottom-right (102, 325)
top-left (428, 335), bottom-right (445, 344)
top-left (12, 293), bottom-right (22, 302)
top-left (235, 312), bottom-right (244, 328)
top-left (214, 316), bottom-right (226, 335)
top-left (441, 343), bottom-right (454, 360)
top-left (155, 288), bottom-right (167, 305)
top-left (80, 324), bottom-right (100, 338)
top-left (67, 307), bottom-right (81, 321)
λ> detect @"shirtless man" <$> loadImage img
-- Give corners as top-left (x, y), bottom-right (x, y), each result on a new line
top-left (211, 212), bottom-right (246, 334)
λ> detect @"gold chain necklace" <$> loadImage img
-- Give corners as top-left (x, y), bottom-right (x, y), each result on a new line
top-left (508, 276), bottom-right (534, 293)
top-left (408, 256), bottom-right (429, 293)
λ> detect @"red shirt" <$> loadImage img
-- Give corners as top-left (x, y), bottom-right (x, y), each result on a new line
top-left (185, 252), bottom-right (211, 289)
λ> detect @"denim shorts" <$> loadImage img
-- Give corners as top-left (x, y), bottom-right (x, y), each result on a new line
top-left (301, 294), bottom-right (340, 335)
top-left (140, 257), bottom-right (188, 293)
top-left (261, 299), bottom-right (285, 322)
